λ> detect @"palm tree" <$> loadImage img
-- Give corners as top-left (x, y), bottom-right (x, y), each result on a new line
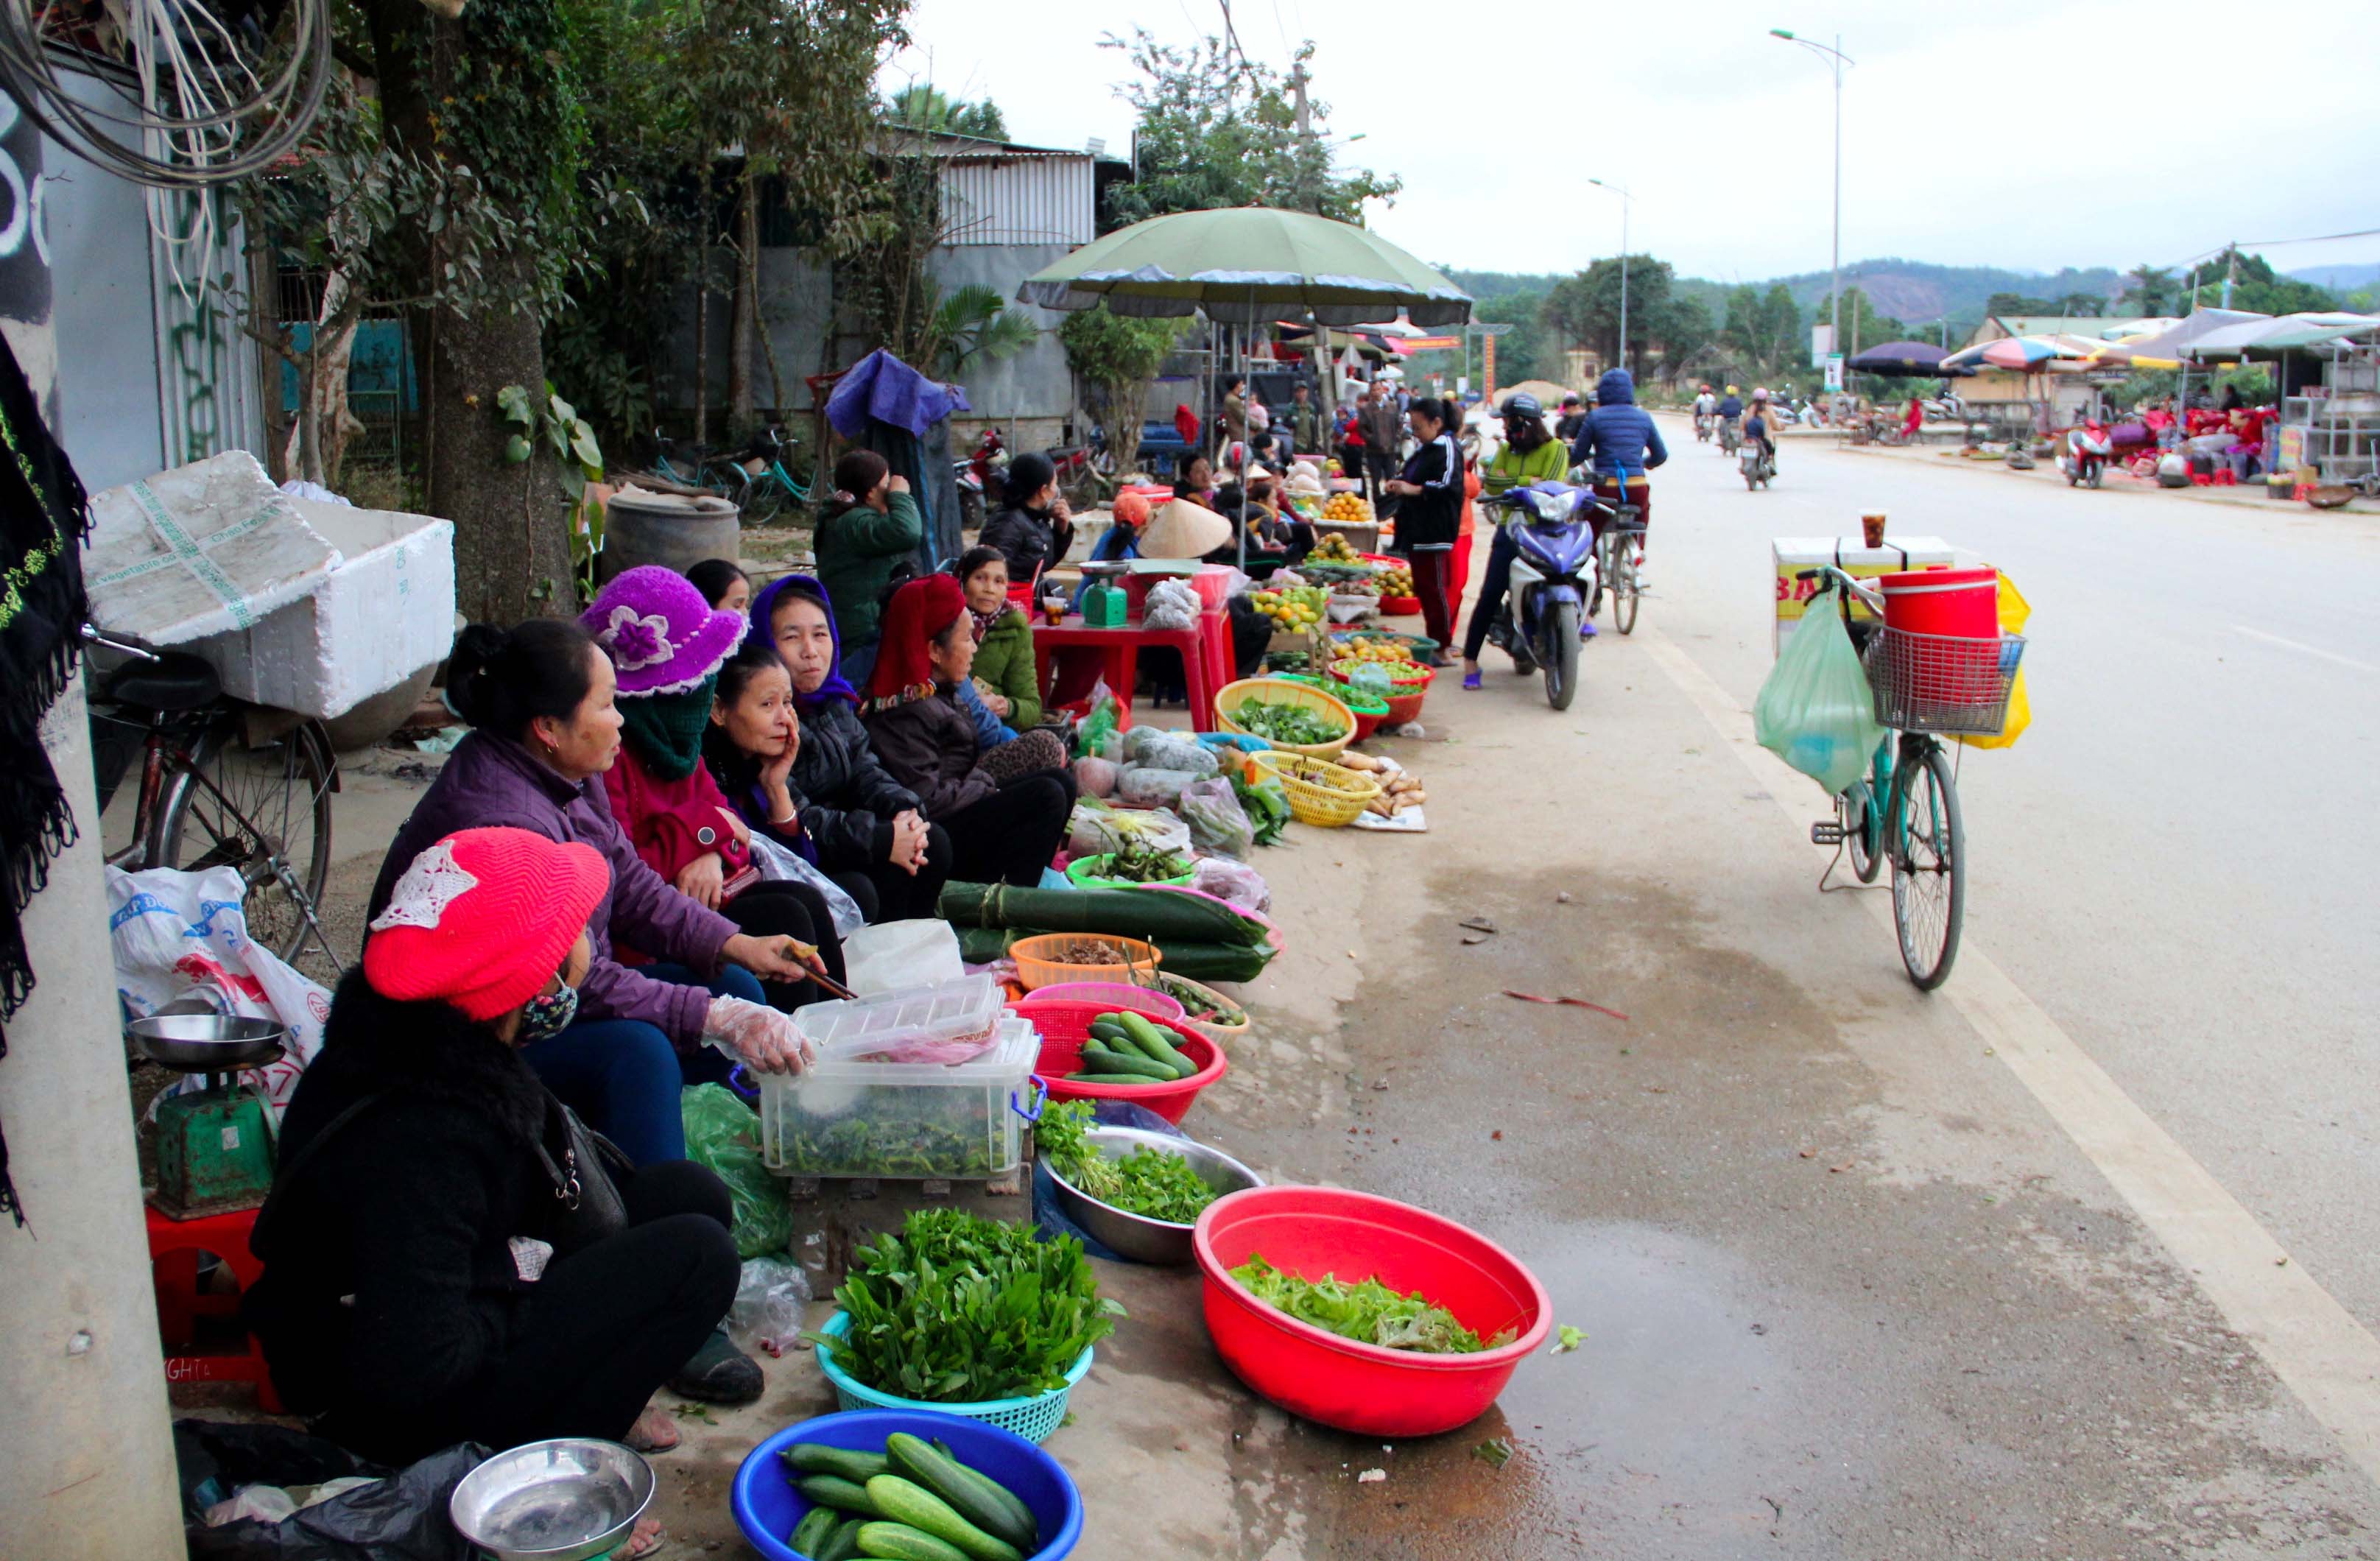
top-left (884, 83), bottom-right (1009, 142)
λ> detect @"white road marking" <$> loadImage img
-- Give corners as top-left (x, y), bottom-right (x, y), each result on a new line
top-left (1638, 624), bottom-right (2380, 1489)
top-left (2233, 625), bottom-right (2379, 675)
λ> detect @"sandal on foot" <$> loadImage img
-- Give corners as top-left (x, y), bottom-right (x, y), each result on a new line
top-left (624, 1404), bottom-right (680, 1454)
top-left (667, 1325), bottom-right (763, 1406)
top-left (1461, 669), bottom-right (1482, 691)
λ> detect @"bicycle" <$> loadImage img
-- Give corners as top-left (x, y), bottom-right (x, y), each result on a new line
top-left (83, 624), bottom-right (342, 971)
top-left (1588, 504), bottom-right (1645, 635)
top-left (1796, 567), bottom-right (2021, 991)
top-left (647, 425), bottom-right (813, 522)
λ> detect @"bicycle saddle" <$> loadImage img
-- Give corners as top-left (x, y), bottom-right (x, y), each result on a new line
top-left (108, 651), bottom-right (222, 712)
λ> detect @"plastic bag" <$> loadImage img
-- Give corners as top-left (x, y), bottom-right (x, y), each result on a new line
top-left (175, 1418), bottom-right (487, 1561)
top-left (1231, 769), bottom-right (1292, 846)
top-left (1068, 800), bottom-right (1192, 859)
top-left (1122, 725), bottom-right (1219, 776)
top-left (1117, 764), bottom-right (1202, 806)
top-left (1075, 680), bottom-right (1121, 760)
top-left (681, 1084), bottom-right (791, 1259)
top-left (842, 918), bottom-right (965, 994)
top-left (1178, 776), bottom-right (1256, 859)
top-left (1954, 571), bottom-right (2032, 752)
top-left (747, 831), bottom-right (866, 937)
top-left (109, 865), bottom-right (330, 1127)
top-left (728, 1254), bottom-right (811, 1356)
top-left (1191, 856), bottom-right (1270, 914)
top-left (1753, 589), bottom-right (1887, 795)
top-left (1143, 577), bottom-right (1201, 631)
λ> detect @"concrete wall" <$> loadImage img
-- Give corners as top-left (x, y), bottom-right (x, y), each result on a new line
top-left (0, 92), bottom-right (188, 1559)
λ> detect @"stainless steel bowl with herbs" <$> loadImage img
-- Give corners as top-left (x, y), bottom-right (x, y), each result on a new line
top-left (1037, 1101), bottom-right (1264, 1265)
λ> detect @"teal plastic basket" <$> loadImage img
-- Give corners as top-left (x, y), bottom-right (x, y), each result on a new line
top-left (814, 1311), bottom-right (1094, 1444)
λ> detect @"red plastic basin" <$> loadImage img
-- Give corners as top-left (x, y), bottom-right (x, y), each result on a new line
top-left (1013, 998), bottom-right (1228, 1124)
top-left (1192, 1186), bottom-right (1550, 1437)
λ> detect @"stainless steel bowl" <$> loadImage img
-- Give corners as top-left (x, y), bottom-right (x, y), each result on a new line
top-left (448, 1439), bottom-right (654, 1561)
top-left (1046, 1126), bottom-right (1264, 1265)
top-left (126, 1013), bottom-right (287, 1074)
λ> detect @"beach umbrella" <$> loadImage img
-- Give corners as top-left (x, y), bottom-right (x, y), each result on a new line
top-left (2184, 312), bottom-right (2380, 359)
top-left (1018, 207), bottom-right (1473, 326)
top-left (1846, 340), bottom-right (1954, 377)
top-left (2089, 309), bottom-right (2269, 370)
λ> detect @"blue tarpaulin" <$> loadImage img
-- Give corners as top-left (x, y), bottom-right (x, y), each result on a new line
top-left (824, 348), bottom-right (970, 440)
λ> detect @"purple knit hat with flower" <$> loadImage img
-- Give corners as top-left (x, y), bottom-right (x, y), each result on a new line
top-left (579, 565), bottom-right (746, 697)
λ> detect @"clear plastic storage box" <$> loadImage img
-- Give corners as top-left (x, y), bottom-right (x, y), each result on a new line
top-left (758, 1015), bottom-right (1039, 1178)
top-left (792, 971), bottom-right (1004, 1064)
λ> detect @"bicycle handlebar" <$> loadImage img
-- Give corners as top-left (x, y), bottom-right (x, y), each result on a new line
top-left (1795, 566), bottom-right (1887, 614)
top-left (80, 621), bottom-right (161, 663)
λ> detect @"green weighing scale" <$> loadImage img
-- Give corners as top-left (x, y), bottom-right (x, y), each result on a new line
top-left (130, 1012), bottom-right (286, 1219)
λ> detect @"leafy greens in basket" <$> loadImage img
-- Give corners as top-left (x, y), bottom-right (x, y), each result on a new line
top-left (825, 1208), bottom-right (1122, 1403)
top-left (1228, 1253), bottom-right (1514, 1353)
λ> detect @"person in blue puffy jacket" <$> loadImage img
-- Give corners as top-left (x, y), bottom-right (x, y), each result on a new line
top-left (1567, 368), bottom-right (1669, 588)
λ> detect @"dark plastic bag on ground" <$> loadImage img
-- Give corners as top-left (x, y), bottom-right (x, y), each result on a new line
top-left (177, 1419), bottom-right (485, 1560)
top-left (682, 1082), bottom-right (791, 1258)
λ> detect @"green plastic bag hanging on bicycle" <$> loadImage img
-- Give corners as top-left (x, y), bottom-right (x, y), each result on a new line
top-left (1754, 589), bottom-right (1887, 796)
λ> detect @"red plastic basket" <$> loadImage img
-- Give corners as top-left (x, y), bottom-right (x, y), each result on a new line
top-left (1011, 998), bottom-right (1228, 1124)
top-left (1377, 595), bottom-right (1423, 616)
top-left (1326, 662), bottom-right (1431, 725)
top-left (1191, 1186), bottom-right (1552, 1437)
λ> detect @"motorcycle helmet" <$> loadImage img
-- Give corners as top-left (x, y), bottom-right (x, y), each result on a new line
top-left (1725, 384), bottom-right (1739, 395)
top-left (1752, 387), bottom-right (1770, 401)
top-left (1501, 391), bottom-right (1543, 421)
top-left (1560, 393), bottom-right (1581, 408)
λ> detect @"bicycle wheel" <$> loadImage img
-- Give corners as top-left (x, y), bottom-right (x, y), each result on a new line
top-left (152, 719), bottom-right (336, 964)
top-left (1613, 547), bottom-right (1640, 635)
top-left (1890, 741), bottom-right (1963, 990)
top-left (740, 473), bottom-right (790, 525)
top-left (1842, 779), bottom-right (1882, 884)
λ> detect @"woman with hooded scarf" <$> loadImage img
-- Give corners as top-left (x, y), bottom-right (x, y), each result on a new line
top-left (862, 576), bottom-right (1073, 889)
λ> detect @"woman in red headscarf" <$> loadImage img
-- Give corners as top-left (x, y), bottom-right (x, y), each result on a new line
top-left (861, 577), bottom-right (1074, 887)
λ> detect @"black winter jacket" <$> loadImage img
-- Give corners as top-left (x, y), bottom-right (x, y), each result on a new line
top-left (244, 971), bottom-right (563, 1453)
top-left (979, 503), bottom-right (1073, 587)
top-left (862, 688), bottom-right (999, 820)
top-left (782, 697), bottom-right (923, 872)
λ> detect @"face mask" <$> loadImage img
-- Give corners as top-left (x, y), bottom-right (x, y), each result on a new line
top-left (518, 983), bottom-right (580, 1043)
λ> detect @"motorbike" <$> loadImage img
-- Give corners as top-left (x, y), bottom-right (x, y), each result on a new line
top-left (2060, 418), bottom-right (2113, 488)
top-left (1718, 416), bottom-right (1742, 455)
top-left (1741, 439), bottom-right (1775, 490)
top-left (1482, 482), bottom-right (1604, 712)
top-left (1694, 410), bottom-right (1714, 443)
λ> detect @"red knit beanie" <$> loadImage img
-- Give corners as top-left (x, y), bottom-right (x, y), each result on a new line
top-left (363, 827), bottom-right (610, 1021)
top-left (868, 574), bottom-right (968, 701)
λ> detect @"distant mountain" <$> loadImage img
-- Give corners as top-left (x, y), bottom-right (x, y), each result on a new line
top-left (1443, 269), bottom-right (1565, 303)
top-left (2288, 261), bottom-right (2380, 294)
top-left (1448, 258), bottom-right (2131, 332)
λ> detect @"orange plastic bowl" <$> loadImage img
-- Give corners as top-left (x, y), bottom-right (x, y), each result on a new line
top-left (1192, 1185), bottom-right (1550, 1437)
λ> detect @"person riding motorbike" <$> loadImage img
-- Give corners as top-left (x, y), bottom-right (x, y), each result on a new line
top-left (1567, 368), bottom-right (1668, 593)
top-left (1717, 385), bottom-right (1744, 447)
top-left (1460, 393), bottom-right (1574, 690)
top-left (1553, 392), bottom-right (1588, 443)
top-left (1744, 388), bottom-right (1780, 478)
top-left (1692, 385), bottom-right (1719, 441)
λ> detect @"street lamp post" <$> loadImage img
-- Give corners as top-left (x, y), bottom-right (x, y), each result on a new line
top-left (1770, 29), bottom-right (1852, 374)
top-left (1588, 177), bottom-right (1633, 376)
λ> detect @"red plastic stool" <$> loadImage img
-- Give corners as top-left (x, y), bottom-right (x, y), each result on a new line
top-left (147, 1204), bottom-right (282, 1411)
top-left (2213, 468), bottom-right (2237, 486)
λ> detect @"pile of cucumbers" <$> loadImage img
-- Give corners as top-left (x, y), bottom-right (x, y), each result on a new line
top-left (782, 1431), bottom-right (1039, 1561)
top-left (1066, 1009), bottom-right (1201, 1085)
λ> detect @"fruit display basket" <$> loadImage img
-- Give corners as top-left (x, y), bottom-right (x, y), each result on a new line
top-left (1249, 750), bottom-right (1382, 828)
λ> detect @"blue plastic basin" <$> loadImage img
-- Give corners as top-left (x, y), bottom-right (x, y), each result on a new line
top-left (729, 1408), bottom-right (1084, 1560)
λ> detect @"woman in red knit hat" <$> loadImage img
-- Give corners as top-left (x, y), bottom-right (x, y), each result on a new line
top-left (250, 830), bottom-right (758, 1535)
top-left (862, 576), bottom-right (1073, 887)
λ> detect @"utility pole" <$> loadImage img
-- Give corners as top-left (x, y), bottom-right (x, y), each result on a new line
top-left (1771, 30), bottom-right (1852, 377)
top-left (1589, 178), bottom-right (1633, 375)
top-left (2222, 244), bottom-right (2239, 309)
top-left (1289, 60), bottom-right (1321, 216)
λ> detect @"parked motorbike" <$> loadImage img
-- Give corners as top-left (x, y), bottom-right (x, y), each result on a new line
top-left (1482, 482), bottom-right (1604, 712)
top-left (1741, 440), bottom-right (1775, 490)
top-left (2060, 417), bottom-right (2113, 488)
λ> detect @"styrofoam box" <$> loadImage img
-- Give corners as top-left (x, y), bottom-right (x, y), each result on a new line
top-left (758, 1015), bottom-right (1038, 1179)
top-left (189, 498), bottom-right (457, 721)
top-left (86, 451), bottom-right (338, 646)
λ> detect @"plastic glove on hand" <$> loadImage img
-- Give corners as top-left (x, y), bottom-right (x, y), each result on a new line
top-left (705, 996), bottom-right (811, 1075)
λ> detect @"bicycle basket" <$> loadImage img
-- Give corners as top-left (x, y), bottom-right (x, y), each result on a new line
top-left (1865, 629), bottom-right (2024, 736)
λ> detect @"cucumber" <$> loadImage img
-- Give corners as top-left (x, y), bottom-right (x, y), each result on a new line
top-left (784, 1444), bottom-right (893, 1484)
top-left (792, 1506), bottom-right (840, 1555)
top-left (851, 1521), bottom-right (971, 1561)
top-left (1079, 1046), bottom-right (1176, 1080)
top-left (817, 1518), bottom-right (867, 1561)
top-left (863, 1475), bottom-right (1021, 1561)
top-left (1070, 1071), bottom-right (1159, 1085)
top-left (915, 1436), bottom-right (1039, 1551)
top-left (1087, 1018), bottom-right (1136, 1048)
top-left (796, 1474), bottom-right (881, 1517)
top-left (1118, 1012), bottom-right (1200, 1077)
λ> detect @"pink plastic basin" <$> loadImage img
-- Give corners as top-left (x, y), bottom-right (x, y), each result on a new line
top-left (1192, 1185), bottom-right (1550, 1437)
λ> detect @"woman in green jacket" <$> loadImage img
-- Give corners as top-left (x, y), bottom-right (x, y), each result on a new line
top-left (1462, 393), bottom-right (1576, 688)
top-left (813, 448), bottom-right (923, 688)
top-left (952, 546), bottom-right (1043, 732)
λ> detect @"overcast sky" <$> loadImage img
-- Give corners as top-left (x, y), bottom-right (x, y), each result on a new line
top-left (881, 0), bottom-right (2380, 286)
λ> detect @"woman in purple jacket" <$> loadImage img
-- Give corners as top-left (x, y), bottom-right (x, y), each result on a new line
top-left (372, 619), bottom-right (821, 1168)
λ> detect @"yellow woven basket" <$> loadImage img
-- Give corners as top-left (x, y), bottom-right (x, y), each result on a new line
top-left (1250, 749), bottom-right (1381, 828)
top-left (1214, 677), bottom-right (1355, 760)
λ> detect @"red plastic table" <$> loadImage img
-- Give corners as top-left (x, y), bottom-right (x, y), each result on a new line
top-left (1033, 608), bottom-right (1233, 732)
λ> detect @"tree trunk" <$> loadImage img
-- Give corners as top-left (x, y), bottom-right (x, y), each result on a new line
top-left (693, 264), bottom-right (708, 449)
top-left (728, 171), bottom-right (758, 431)
top-left (427, 278), bottom-right (568, 622)
top-left (284, 272), bottom-right (362, 487)
top-left (1102, 378), bottom-right (1144, 476)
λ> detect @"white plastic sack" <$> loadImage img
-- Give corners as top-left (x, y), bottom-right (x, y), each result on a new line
top-left (747, 832), bottom-right (866, 938)
top-left (842, 918), bottom-right (965, 995)
top-left (108, 864), bottom-right (331, 1124)
top-left (1143, 577), bottom-right (1201, 632)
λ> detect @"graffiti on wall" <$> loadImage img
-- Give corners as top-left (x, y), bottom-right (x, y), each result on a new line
top-left (0, 94), bottom-right (53, 328)
top-left (153, 188), bottom-right (245, 467)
